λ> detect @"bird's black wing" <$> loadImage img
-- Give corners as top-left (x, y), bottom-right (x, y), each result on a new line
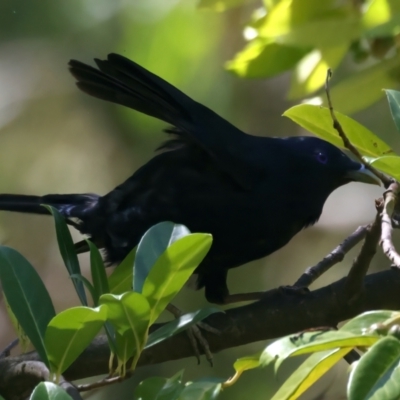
top-left (68, 53), bottom-right (265, 189)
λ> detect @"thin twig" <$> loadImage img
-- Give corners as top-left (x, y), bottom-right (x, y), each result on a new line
top-left (78, 374), bottom-right (130, 392)
top-left (381, 181), bottom-right (400, 267)
top-left (343, 212), bottom-right (381, 302)
top-left (294, 225), bottom-right (369, 288)
top-left (325, 70), bottom-right (391, 187)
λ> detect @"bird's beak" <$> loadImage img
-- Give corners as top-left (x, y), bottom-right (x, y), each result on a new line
top-left (346, 164), bottom-right (381, 186)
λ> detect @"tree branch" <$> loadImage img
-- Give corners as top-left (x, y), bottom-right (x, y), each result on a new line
top-left (294, 224), bottom-right (369, 287)
top-left (2, 268), bottom-right (400, 399)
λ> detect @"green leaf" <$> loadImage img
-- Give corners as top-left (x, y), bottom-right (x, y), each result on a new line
top-left (100, 292), bottom-right (150, 368)
top-left (108, 246), bottom-right (136, 294)
top-left (142, 233), bottom-right (212, 324)
top-left (70, 274), bottom-right (95, 305)
top-left (233, 353), bottom-right (262, 374)
top-left (320, 53), bottom-right (400, 114)
top-left (362, 0), bottom-right (400, 37)
top-left (257, 0), bottom-right (360, 48)
top-left (288, 44), bottom-right (348, 99)
top-left (341, 310), bottom-right (399, 334)
top-left (30, 382), bottom-right (73, 400)
top-left (283, 104), bottom-right (394, 157)
top-left (271, 348), bottom-right (351, 400)
top-left (145, 307), bottom-right (221, 349)
top-left (385, 89), bottom-right (400, 132)
top-left (44, 206), bottom-right (87, 305)
top-left (179, 379), bottom-right (222, 400)
top-left (369, 156), bottom-right (400, 181)
top-left (260, 330), bottom-right (378, 372)
top-left (198, 0), bottom-right (254, 12)
top-left (348, 336), bottom-right (400, 400)
top-left (135, 371), bottom-right (185, 400)
top-left (87, 240), bottom-right (109, 305)
top-left (226, 39), bottom-right (307, 78)
top-left (134, 222), bottom-right (190, 293)
top-left (0, 246), bottom-right (55, 366)
top-left (45, 306), bottom-right (107, 377)
top-left (135, 377), bottom-right (168, 400)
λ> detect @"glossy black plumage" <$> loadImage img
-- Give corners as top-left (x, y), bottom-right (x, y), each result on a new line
top-left (0, 54), bottom-right (379, 304)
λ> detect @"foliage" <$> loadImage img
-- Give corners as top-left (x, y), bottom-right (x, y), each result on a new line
top-left (3, 59), bottom-right (400, 400)
top-left (204, 0), bottom-right (400, 114)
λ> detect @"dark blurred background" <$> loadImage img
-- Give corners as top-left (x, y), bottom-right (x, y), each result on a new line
top-left (0, 1), bottom-right (396, 399)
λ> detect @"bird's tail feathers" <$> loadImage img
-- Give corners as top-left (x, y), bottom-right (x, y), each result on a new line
top-left (0, 193), bottom-right (99, 218)
top-left (68, 54), bottom-right (192, 128)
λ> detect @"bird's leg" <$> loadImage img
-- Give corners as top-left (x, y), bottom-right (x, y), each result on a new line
top-left (166, 304), bottom-right (218, 366)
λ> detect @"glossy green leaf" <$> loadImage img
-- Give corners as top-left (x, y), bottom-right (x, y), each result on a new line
top-left (44, 206), bottom-right (87, 305)
top-left (87, 240), bottom-right (109, 305)
top-left (108, 246), bottom-right (136, 294)
top-left (260, 330), bottom-right (378, 372)
top-left (134, 222), bottom-right (190, 293)
top-left (30, 382), bottom-right (73, 400)
top-left (348, 336), bottom-right (400, 400)
top-left (283, 104), bottom-right (394, 157)
top-left (226, 39), bottom-right (307, 78)
top-left (271, 348), bottom-right (351, 400)
top-left (0, 246), bottom-right (55, 365)
top-left (341, 310), bottom-right (399, 334)
top-left (320, 53), bottom-right (400, 114)
top-left (145, 307), bottom-right (221, 349)
top-left (369, 156), bottom-right (400, 180)
top-left (288, 44), bottom-right (348, 99)
top-left (179, 379), bottom-right (222, 400)
top-left (385, 89), bottom-right (400, 132)
top-left (100, 292), bottom-right (150, 368)
top-left (45, 306), bottom-right (107, 377)
top-left (142, 233), bottom-right (212, 324)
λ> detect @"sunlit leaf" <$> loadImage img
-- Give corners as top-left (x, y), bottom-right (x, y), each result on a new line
top-left (362, 0), bottom-right (400, 37)
top-left (283, 104), bottom-right (394, 157)
top-left (100, 292), bottom-right (150, 369)
top-left (260, 330), bottom-right (378, 372)
top-left (30, 382), bottom-right (73, 400)
top-left (233, 352), bottom-right (262, 373)
top-left (142, 233), bottom-right (212, 324)
top-left (369, 156), bottom-right (400, 180)
top-left (385, 89), bottom-right (400, 131)
top-left (271, 348), bottom-right (351, 400)
top-left (341, 310), bottom-right (399, 334)
top-left (45, 306), bottom-right (107, 378)
top-left (348, 336), bottom-right (400, 400)
top-left (0, 246), bottom-right (55, 366)
top-left (134, 222), bottom-right (190, 293)
top-left (226, 39), bottom-right (307, 78)
top-left (145, 307), bottom-right (220, 349)
top-left (44, 206), bottom-right (87, 305)
top-left (288, 44), bottom-right (348, 99)
top-left (108, 247), bottom-right (136, 294)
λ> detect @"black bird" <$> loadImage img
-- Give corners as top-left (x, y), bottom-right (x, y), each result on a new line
top-left (0, 54), bottom-right (379, 304)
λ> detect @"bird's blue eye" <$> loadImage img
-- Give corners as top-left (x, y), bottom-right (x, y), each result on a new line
top-left (316, 152), bottom-right (328, 164)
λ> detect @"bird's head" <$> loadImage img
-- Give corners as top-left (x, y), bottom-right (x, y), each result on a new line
top-left (279, 136), bottom-right (381, 193)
